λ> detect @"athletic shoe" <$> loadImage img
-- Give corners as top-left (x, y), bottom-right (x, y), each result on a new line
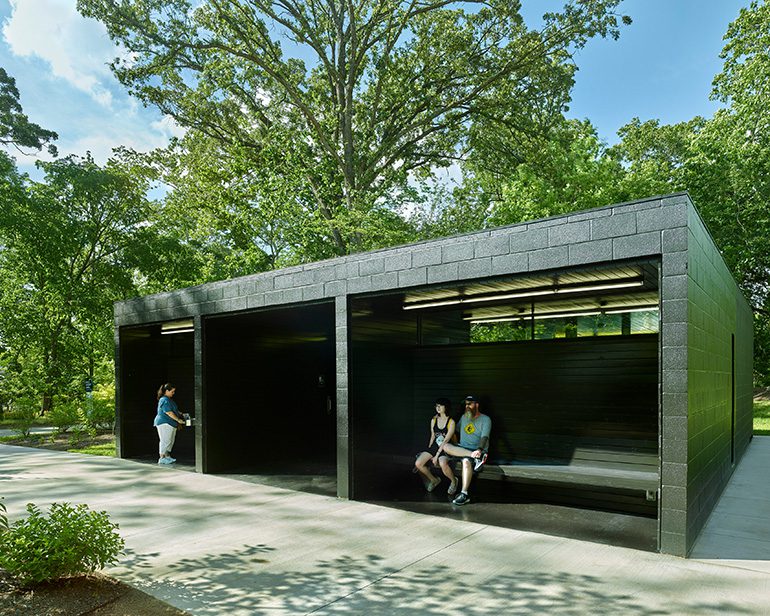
top-left (473, 452), bottom-right (488, 472)
top-left (427, 477), bottom-right (441, 492)
top-left (158, 458), bottom-right (173, 465)
top-left (167, 457), bottom-right (176, 463)
top-left (447, 477), bottom-right (458, 496)
top-left (452, 492), bottom-right (470, 506)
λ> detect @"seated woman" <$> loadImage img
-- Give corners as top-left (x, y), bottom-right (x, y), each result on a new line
top-left (414, 397), bottom-right (455, 492)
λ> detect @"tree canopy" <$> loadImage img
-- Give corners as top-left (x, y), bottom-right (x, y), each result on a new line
top-left (78, 0), bottom-right (629, 255)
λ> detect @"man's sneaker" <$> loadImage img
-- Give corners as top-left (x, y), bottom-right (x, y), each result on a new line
top-left (473, 452), bottom-right (488, 472)
top-left (452, 491), bottom-right (470, 506)
top-left (447, 477), bottom-right (458, 496)
top-left (426, 477), bottom-right (441, 492)
top-left (158, 458), bottom-right (172, 465)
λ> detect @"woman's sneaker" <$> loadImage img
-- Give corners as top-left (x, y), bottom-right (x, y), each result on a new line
top-left (452, 492), bottom-right (470, 506)
top-left (447, 477), bottom-right (458, 496)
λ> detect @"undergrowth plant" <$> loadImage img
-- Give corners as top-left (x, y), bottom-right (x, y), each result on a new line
top-left (0, 501), bottom-right (125, 587)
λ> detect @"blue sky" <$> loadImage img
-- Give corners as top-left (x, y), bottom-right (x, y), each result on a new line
top-left (0, 0), bottom-right (753, 177)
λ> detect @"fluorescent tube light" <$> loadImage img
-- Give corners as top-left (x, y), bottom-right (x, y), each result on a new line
top-left (470, 304), bottom-right (659, 324)
top-left (403, 278), bottom-right (644, 311)
top-left (161, 319), bottom-right (195, 335)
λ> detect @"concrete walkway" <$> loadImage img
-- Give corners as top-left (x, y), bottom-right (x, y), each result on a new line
top-left (2, 439), bottom-right (770, 616)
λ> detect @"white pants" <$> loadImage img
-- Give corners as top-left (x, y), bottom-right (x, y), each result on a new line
top-left (156, 423), bottom-right (177, 457)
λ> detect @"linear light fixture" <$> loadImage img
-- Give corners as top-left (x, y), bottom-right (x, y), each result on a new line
top-left (469, 304), bottom-right (659, 324)
top-left (403, 278), bottom-right (645, 311)
top-left (161, 319), bottom-right (195, 335)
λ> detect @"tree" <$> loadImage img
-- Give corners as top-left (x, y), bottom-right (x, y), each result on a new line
top-left (0, 154), bottom-right (152, 412)
top-left (0, 67), bottom-right (57, 154)
top-left (78, 0), bottom-right (630, 255)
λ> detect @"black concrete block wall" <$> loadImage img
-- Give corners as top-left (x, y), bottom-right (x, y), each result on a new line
top-left (682, 205), bottom-right (754, 555)
top-left (113, 192), bottom-right (753, 556)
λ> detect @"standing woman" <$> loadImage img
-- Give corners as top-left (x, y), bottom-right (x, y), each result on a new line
top-left (414, 398), bottom-right (455, 492)
top-left (154, 383), bottom-right (185, 464)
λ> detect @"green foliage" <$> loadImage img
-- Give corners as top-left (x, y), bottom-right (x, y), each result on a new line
top-left (0, 67), bottom-right (57, 154)
top-left (0, 497), bottom-right (7, 533)
top-left (67, 442), bottom-right (116, 457)
top-left (0, 154), bottom-right (152, 413)
top-left (755, 399), bottom-right (770, 435)
top-left (78, 0), bottom-right (629, 256)
top-left (48, 399), bottom-right (81, 434)
top-left (0, 502), bottom-right (125, 587)
top-left (8, 396), bottom-right (38, 438)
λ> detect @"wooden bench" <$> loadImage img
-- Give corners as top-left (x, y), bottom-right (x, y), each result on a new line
top-left (446, 447), bottom-right (659, 498)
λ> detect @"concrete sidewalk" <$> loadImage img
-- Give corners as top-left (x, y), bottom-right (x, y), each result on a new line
top-left (2, 440), bottom-right (769, 616)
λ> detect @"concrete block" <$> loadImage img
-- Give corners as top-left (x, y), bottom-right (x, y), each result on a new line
top-left (662, 227), bottom-right (688, 252)
top-left (662, 251), bottom-right (688, 276)
top-left (283, 287), bottom-right (303, 304)
top-left (371, 271), bottom-right (399, 290)
top-left (458, 258), bottom-right (492, 280)
top-left (662, 274), bottom-right (688, 300)
top-left (348, 276), bottom-right (374, 294)
top-left (662, 299), bottom-right (687, 323)
top-left (662, 416), bottom-right (688, 441)
top-left (336, 262), bottom-right (359, 280)
top-left (398, 267), bottom-right (428, 288)
top-left (612, 231), bottom-right (661, 259)
top-left (568, 239), bottom-right (613, 265)
top-left (662, 462), bottom-right (687, 486)
top-left (661, 345), bottom-right (687, 370)
top-left (659, 531), bottom-right (686, 557)
top-left (661, 323), bottom-right (687, 347)
top-left (663, 369), bottom-right (687, 394)
top-left (662, 485), bottom-right (687, 511)
top-left (335, 296), bottom-right (347, 316)
top-left (638, 203), bottom-right (688, 232)
top-left (474, 234), bottom-right (511, 258)
top-left (207, 286), bottom-right (224, 301)
top-left (568, 208), bottom-right (612, 222)
top-left (325, 280), bottom-right (348, 297)
top-left (617, 198), bottom-right (662, 212)
top-left (662, 438), bottom-right (687, 463)
top-left (229, 296), bottom-right (248, 312)
top-left (491, 253), bottom-right (528, 275)
top-left (511, 227), bottom-right (548, 253)
top-left (412, 246), bottom-right (443, 267)
top-left (247, 294), bottom-right (265, 309)
top-left (528, 246), bottom-right (569, 271)
top-left (548, 221), bottom-right (590, 246)
top-left (591, 212), bottom-right (637, 240)
top-left (442, 241), bottom-right (475, 263)
top-left (302, 284), bottom-right (325, 301)
top-left (359, 257), bottom-right (386, 276)
top-left (384, 252), bottom-right (412, 272)
top-left (427, 262), bottom-right (460, 284)
top-left (273, 273), bottom-right (294, 289)
top-left (263, 290), bottom-right (284, 305)
top-left (312, 265), bottom-right (338, 284)
top-left (660, 507), bottom-right (687, 535)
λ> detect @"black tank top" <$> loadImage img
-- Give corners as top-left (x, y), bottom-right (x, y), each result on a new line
top-left (433, 415), bottom-right (450, 443)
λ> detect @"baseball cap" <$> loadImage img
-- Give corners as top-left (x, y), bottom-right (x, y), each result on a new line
top-left (464, 395), bottom-right (478, 402)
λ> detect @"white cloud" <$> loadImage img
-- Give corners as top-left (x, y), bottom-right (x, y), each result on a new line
top-left (3, 0), bottom-right (118, 107)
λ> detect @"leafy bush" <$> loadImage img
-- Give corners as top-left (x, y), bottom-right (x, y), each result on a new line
top-left (9, 397), bottom-right (38, 437)
top-left (48, 399), bottom-right (81, 433)
top-left (0, 502), bottom-right (125, 587)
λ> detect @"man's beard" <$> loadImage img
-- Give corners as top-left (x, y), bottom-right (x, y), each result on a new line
top-left (464, 409), bottom-right (473, 420)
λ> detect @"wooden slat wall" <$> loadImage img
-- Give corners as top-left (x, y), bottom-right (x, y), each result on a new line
top-left (413, 335), bottom-right (659, 462)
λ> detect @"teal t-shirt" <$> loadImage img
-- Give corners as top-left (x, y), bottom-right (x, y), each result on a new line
top-left (458, 413), bottom-right (491, 451)
top-left (154, 396), bottom-right (179, 427)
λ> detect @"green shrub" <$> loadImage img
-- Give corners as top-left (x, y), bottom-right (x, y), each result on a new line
top-left (9, 397), bottom-right (38, 437)
top-left (0, 502), bottom-right (125, 587)
top-left (48, 399), bottom-right (81, 433)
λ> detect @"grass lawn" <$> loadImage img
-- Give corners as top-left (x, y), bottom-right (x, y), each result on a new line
top-left (0, 431), bottom-right (116, 455)
top-left (755, 400), bottom-right (770, 436)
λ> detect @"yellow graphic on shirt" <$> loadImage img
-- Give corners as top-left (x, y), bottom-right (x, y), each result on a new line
top-left (464, 423), bottom-right (476, 435)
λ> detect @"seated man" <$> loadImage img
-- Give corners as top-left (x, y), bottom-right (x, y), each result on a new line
top-left (438, 395), bottom-right (491, 506)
